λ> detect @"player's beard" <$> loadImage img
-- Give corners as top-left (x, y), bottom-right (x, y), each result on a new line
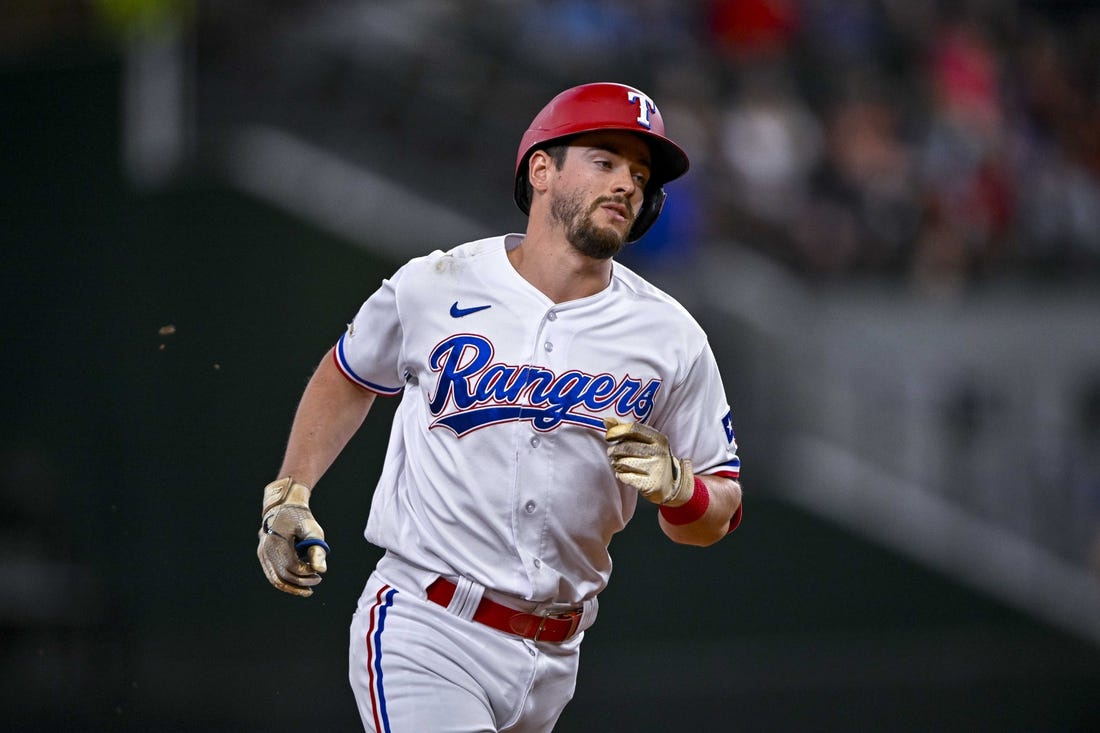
top-left (551, 190), bottom-right (631, 260)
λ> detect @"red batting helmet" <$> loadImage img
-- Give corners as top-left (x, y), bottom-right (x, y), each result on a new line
top-left (513, 82), bottom-right (690, 242)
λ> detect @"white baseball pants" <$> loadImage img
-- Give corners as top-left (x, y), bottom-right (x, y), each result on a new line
top-left (349, 570), bottom-right (581, 733)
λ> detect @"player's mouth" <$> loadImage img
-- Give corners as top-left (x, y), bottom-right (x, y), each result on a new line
top-left (595, 198), bottom-right (632, 224)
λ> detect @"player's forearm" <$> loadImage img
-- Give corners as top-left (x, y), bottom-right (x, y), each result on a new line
top-left (658, 475), bottom-right (741, 546)
top-left (277, 348), bottom-right (377, 487)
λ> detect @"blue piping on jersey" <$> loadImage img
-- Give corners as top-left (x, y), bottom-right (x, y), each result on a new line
top-left (337, 333), bottom-right (403, 395)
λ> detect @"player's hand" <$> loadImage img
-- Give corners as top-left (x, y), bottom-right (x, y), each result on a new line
top-left (604, 419), bottom-right (694, 506)
top-left (257, 477), bottom-right (330, 597)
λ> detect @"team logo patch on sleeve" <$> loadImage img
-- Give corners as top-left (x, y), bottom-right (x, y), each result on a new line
top-left (722, 410), bottom-right (735, 444)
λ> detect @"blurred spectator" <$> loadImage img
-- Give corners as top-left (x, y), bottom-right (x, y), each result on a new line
top-left (798, 92), bottom-right (919, 274)
top-left (706, 0), bottom-right (800, 63)
top-left (797, 0), bottom-right (888, 66)
top-left (1013, 20), bottom-right (1100, 269)
top-left (513, 0), bottom-right (647, 77)
top-left (910, 19), bottom-right (1017, 288)
top-left (715, 65), bottom-right (823, 230)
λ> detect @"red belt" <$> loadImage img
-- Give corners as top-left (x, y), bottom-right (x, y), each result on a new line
top-left (426, 578), bottom-right (583, 643)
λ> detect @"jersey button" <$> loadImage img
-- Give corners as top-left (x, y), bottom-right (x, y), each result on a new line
top-left (533, 559), bottom-right (541, 568)
top-left (525, 500), bottom-right (537, 514)
top-left (547, 311), bottom-right (558, 321)
top-left (529, 436), bottom-right (540, 448)
top-left (544, 341), bottom-right (553, 352)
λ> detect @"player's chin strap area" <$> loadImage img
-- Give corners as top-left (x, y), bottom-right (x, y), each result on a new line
top-left (626, 187), bottom-right (666, 243)
top-left (426, 576), bottom-right (597, 643)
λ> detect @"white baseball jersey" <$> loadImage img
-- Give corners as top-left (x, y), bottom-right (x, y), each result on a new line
top-left (334, 234), bottom-right (739, 607)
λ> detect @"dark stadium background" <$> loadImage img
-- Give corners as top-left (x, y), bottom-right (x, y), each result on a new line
top-left (4, 3), bottom-right (1100, 731)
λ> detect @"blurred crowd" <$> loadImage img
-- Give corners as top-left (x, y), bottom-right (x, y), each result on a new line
top-left (512, 0), bottom-right (1100, 285)
top-left (7, 0), bottom-right (1099, 286)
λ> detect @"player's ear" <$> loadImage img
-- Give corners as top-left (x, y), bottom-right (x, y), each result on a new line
top-left (528, 149), bottom-right (553, 197)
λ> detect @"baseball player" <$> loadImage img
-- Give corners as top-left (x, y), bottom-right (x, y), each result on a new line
top-left (257, 82), bottom-right (743, 733)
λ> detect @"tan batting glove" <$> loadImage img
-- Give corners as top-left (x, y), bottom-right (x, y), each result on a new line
top-left (257, 477), bottom-right (329, 597)
top-left (604, 419), bottom-right (695, 507)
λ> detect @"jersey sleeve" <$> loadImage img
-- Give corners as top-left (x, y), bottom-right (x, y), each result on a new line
top-left (332, 270), bottom-right (406, 396)
top-left (654, 341), bottom-right (740, 482)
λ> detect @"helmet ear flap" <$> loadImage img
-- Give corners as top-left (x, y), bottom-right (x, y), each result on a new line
top-left (627, 187), bottom-right (666, 243)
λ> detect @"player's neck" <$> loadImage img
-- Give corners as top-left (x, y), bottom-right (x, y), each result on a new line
top-left (508, 233), bottom-right (612, 304)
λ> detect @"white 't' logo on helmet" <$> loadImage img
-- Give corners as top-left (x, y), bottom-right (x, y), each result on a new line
top-left (626, 90), bottom-right (656, 129)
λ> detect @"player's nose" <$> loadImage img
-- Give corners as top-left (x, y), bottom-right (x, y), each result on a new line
top-left (609, 165), bottom-right (638, 197)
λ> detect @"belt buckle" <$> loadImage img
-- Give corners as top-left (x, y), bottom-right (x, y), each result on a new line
top-left (533, 608), bottom-right (582, 642)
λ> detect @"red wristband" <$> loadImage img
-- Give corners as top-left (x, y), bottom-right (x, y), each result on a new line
top-left (659, 477), bottom-right (710, 525)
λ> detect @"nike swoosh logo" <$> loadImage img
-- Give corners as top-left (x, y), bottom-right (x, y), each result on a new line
top-left (450, 301), bottom-right (492, 318)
